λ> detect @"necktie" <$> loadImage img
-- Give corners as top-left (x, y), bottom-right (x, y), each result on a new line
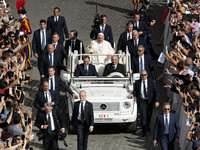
top-left (84, 66), bottom-right (88, 76)
top-left (128, 33), bottom-right (131, 40)
top-left (102, 26), bottom-right (104, 33)
top-left (135, 40), bottom-right (138, 46)
top-left (53, 43), bottom-right (56, 49)
top-left (143, 81), bottom-right (147, 99)
top-left (113, 65), bottom-right (116, 70)
top-left (47, 114), bottom-right (52, 134)
top-left (164, 115), bottom-right (169, 134)
top-left (140, 56), bottom-right (143, 73)
top-left (50, 78), bottom-right (53, 91)
top-left (45, 92), bottom-right (48, 102)
top-left (56, 17), bottom-right (58, 22)
top-left (49, 54), bottom-right (53, 66)
top-left (81, 102), bottom-right (84, 122)
top-left (72, 40), bottom-right (75, 50)
top-left (41, 31), bottom-right (45, 50)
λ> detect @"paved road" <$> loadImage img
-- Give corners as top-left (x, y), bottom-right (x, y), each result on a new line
top-left (7, 0), bottom-right (168, 149)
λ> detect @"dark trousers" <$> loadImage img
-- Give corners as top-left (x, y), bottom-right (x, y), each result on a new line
top-left (139, 99), bottom-right (153, 134)
top-left (160, 135), bottom-right (174, 150)
top-left (43, 131), bottom-right (59, 150)
top-left (76, 121), bottom-right (90, 150)
top-left (145, 34), bottom-right (157, 57)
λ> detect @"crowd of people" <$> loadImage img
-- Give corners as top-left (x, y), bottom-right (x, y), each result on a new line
top-left (160, 0), bottom-right (200, 149)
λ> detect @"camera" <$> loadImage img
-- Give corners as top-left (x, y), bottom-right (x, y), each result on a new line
top-left (57, 131), bottom-right (66, 141)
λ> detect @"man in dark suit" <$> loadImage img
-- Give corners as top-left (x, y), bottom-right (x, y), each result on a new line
top-left (34, 81), bottom-right (59, 111)
top-left (117, 21), bottom-right (133, 52)
top-left (52, 32), bottom-right (68, 64)
top-left (132, 12), bottom-right (150, 38)
top-left (127, 30), bottom-right (149, 58)
top-left (42, 66), bottom-right (79, 99)
top-left (65, 30), bottom-right (85, 58)
top-left (47, 7), bottom-right (69, 43)
top-left (35, 102), bottom-right (66, 150)
top-left (90, 14), bottom-right (114, 47)
top-left (153, 103), bottom-right (180, 150)
top-left (74, 56), bottom-right (99, 77)
top-left (131, 45), bottom-right (155, 80)
top-left (39, 44), bottom-right (67, 78)
top-left (128, 70), bottom-right (159, 137)
top-left (70, 90), bottom-right (94, 150)
top-left (103, 55), bottom-right (126, 76)
top-left (32, 19), bottom-right (52, 62)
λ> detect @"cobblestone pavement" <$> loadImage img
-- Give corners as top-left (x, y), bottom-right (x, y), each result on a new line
top-left (8, 0), bottom-right (169, 149)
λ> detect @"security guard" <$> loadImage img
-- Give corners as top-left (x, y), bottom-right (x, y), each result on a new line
top-left (138, 0), bottom-right (158, 60)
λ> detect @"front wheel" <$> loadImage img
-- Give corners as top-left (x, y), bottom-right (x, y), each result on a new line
top-left (126, 121), bottom-right (137, 133)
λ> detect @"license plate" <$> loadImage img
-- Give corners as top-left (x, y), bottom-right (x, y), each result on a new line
top-left (95, 113), bottom-right (114, 118)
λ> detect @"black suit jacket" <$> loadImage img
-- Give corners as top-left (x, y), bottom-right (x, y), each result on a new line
top-left (74, 64), bottom-right (99, 77)
top-left (132, 79), bottom-right (159, 104)
top-left (41, 76), bottom-right (74, 96)
top-left (90, 24), bottom-right (114, 47)
top-left (117, 31), bottom-right (129, 52)
top-left (35, 109), bottom-right (65, 135)
top-left (65, 39), bottom-right (85, 57)
top-left (131, 54), bottom-right (155, 80)
top-left (133, 21), bottom-right (150, 36)
top-left (32, 29), bottom-right (52, 57)
top-left (34, 90), bottom-right (59, 110)
top-left (71, 101), bottom-right (94, 127)
top-left (54, 43), bottom-right (68, 62)
top-left (47, 16), bottom-right (69, 42)
top-left (39, 52), bottom-right (66, 78)
top-left (153, 113), bottom-right (180, 142)
top-left (127, 38), bottom-right (149, 58)
top-left (103, 63), bottom-right (126, 76)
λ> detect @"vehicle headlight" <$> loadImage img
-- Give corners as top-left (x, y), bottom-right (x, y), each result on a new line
top-left (123, 102), bottom-right (131, 109)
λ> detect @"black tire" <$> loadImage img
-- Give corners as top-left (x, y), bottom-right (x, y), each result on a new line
top-left (126, 121), bottom-right (137, 133)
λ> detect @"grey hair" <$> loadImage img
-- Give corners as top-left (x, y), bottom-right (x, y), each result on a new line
top-left (138, 45), bottom-right (145, 51)
top-left (44, 102), bottom-right (52, 108)
top-left (132, 30), bottom-right (138, 34)
top-left (163, 102), bottom-right (170, 107)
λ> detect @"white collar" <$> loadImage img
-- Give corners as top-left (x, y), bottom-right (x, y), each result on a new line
top-left (21, 14), bottom-right (26, 19)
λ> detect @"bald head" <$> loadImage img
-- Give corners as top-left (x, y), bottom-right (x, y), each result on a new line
top-left (48, 44), bottom-right (55, 54)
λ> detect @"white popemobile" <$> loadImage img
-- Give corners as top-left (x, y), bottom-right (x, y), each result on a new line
top-left (63, 49), bottom-right (140, 132)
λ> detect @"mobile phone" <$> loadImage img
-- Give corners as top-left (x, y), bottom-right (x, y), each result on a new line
top-left (22, 135), bottom-right (25, 140)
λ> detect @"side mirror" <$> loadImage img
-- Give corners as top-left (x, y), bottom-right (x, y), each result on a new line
top-left (63, 73), bottom-right (71, 82)
top-left (132, 73), bottom-right (140, 81)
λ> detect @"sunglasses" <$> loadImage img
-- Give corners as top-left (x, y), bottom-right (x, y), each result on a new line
top-left (164, 108), bottom-right (170, 110)
top-left (16, 138), bottom-right (21, 140)
top-left (137, 50), bottom-right (143, 52)
top-left (141, 74), bottom-right (147, 76)
top-left (11, 36), bottom-right (15, 38)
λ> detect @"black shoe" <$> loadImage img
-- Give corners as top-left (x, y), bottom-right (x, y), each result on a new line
top-left (142, 133), bottom-right (146, 137)
top-left (146, 126), bottom-right (151, 132)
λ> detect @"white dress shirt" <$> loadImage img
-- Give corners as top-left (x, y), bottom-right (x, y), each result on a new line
top-left (40, 29), bottom-right (46, 49)
top-left (49, 75), bottom-right (55, 91)
top-left (44, 91), bottom-right (52, 103)
top-left (52, 42), bottom-right (58, 49)
top-left (71, 39), bottom-right (76, 51)
top-left (139, 54), bottom-right (145, 73)
top-left (48, 52), bottom-right (54, 66)
top-left (127, 32), bottom-right (132, 40)
top-left (140, 79), bottom-right (148, 99)
top-left (134, 21), bottom-right (139, 28)
top-left (54, 16), bottom-right (59, 22)
top-left (78, 100), bottom-right (86, 120)
top-left (134, 39), bottom-right (139, 46)
top-left (163, 113), bottom-right (170, 126)
top-left (100, 24), bottom-right (106, 32)
top-left (113, 64), bottom-right (117, 70)
top-left (46, 111), bottom-right (55, 131)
